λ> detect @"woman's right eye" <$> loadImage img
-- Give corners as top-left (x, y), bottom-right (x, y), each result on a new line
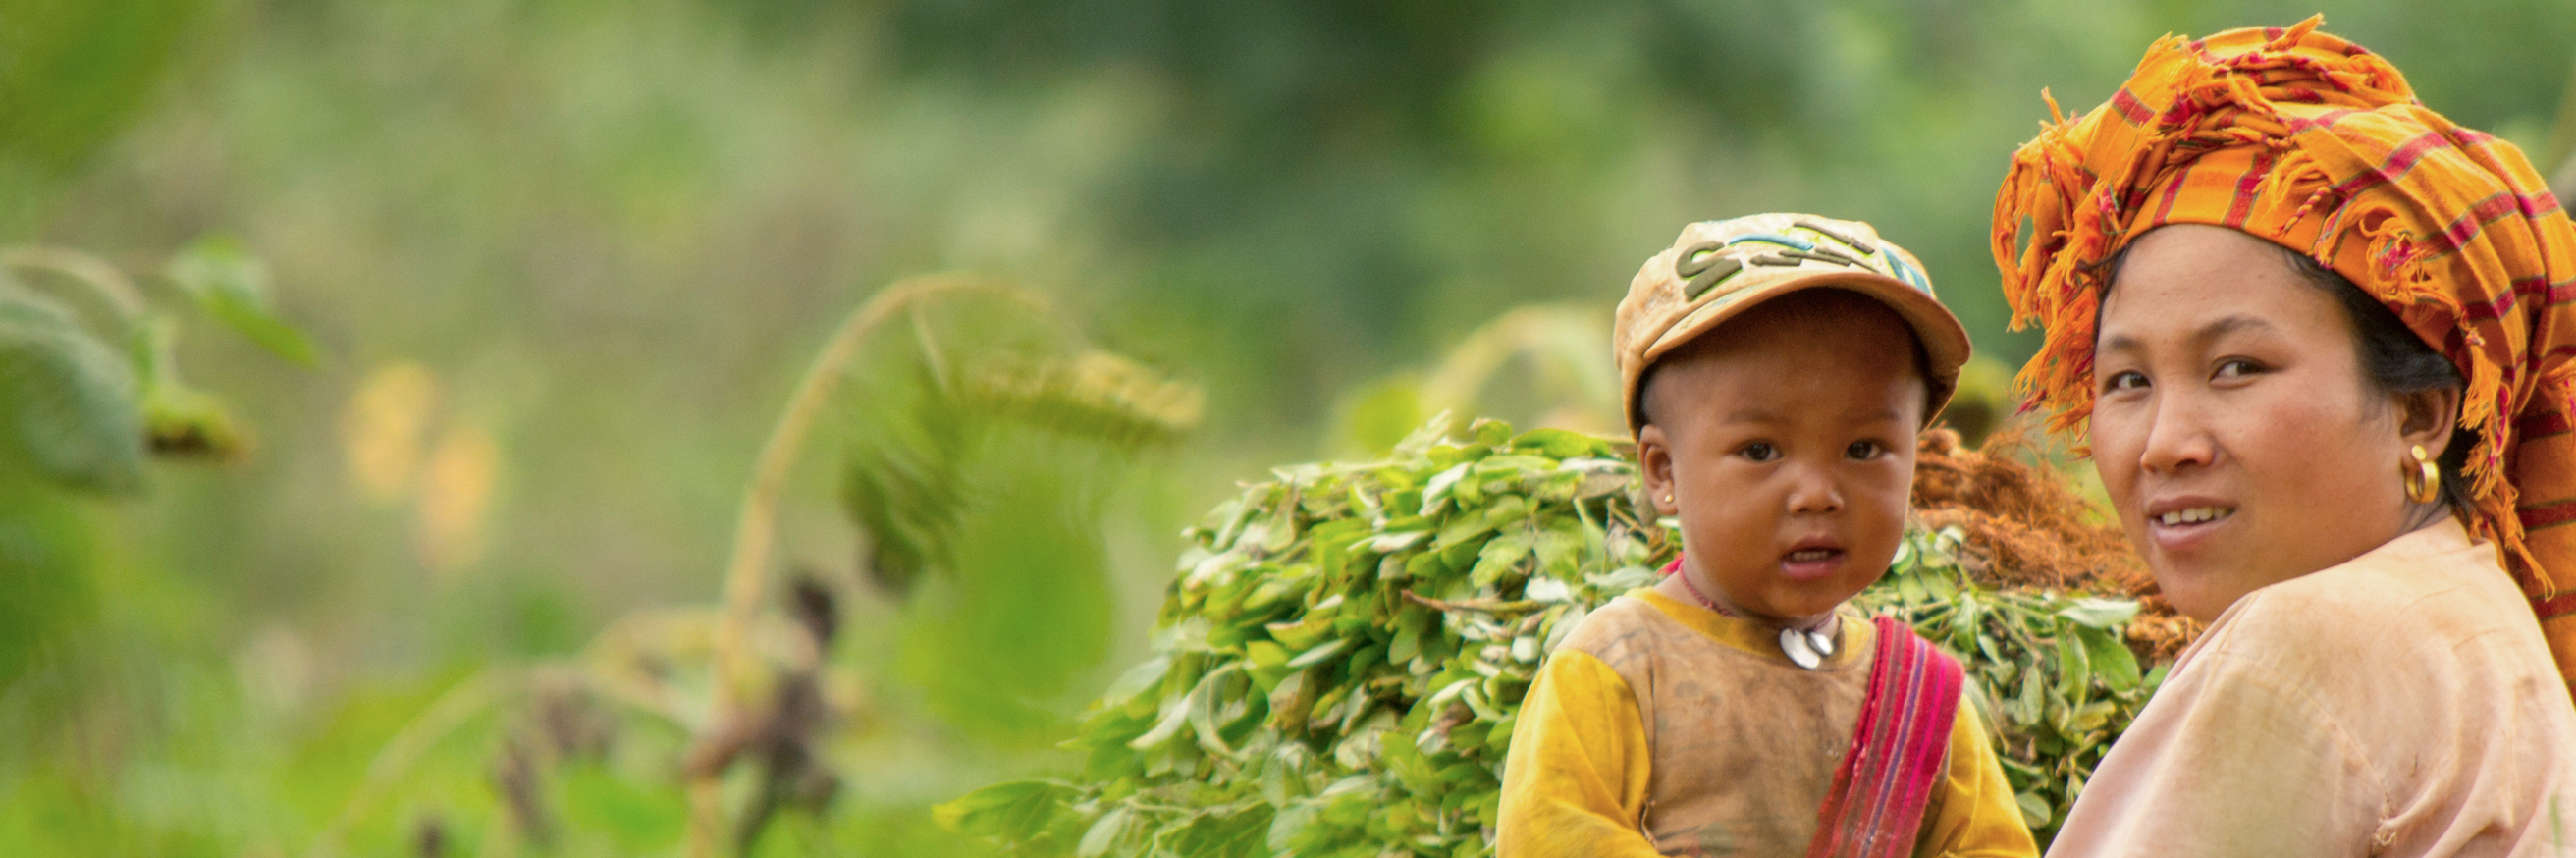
top-left (2101, 370), bottom-right (2149, 393)
top-left (1740, 442), bottom-right (1779, 462)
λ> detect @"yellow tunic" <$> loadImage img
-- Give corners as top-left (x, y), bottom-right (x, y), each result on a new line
top-left (1496, 589), bottom-right (2037, 858)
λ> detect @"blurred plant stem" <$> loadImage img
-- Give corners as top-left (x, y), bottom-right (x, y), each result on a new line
top-left (688, 274), bottom-right (1057, 858)
top-left (2, 246), bottom-right (146, 323)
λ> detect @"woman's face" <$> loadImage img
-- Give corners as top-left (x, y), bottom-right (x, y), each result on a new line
top-left (2090, 225), bottom-right (2438, 622)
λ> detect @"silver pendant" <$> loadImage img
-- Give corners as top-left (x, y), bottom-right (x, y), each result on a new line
top-left (1779, 628), bottom-right (1823, 670)
top-left (1807, 626), bottom-right (1836, 658)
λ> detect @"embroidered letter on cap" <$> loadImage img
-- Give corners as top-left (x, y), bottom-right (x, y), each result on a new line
top-left (1676, 241), bottom-right (1741, 298)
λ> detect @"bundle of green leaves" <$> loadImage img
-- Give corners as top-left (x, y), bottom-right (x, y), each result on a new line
top-left (940, 418), bottom-right (2165, 856)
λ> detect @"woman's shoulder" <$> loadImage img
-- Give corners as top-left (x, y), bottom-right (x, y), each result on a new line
top-left (2189, 521), bottom-right (2572, 750)
top-left (2162, 523), bottom-right (2576, 855)
top-left (2222, 520), bottom-right (2540, 660)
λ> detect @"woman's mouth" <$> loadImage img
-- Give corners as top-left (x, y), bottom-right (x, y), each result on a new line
top-left (2152, 506), bottom-right (2234, 527)
top-left (2143, 500), bottom-right (2236, 556)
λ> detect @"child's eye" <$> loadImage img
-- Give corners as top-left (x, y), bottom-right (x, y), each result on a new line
top-left (2101, 370), bottom-right (2148, 394)
top-left (1847, 440), bottom-right (1883, 460)
top-left (1740, 442), bottom-right (1779, 462)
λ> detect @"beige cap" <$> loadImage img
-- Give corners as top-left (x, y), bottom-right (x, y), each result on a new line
top-left (1615, 213), bottom-right (1971, 433)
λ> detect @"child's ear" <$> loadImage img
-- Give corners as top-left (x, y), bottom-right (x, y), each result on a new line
top-left (1637, 425), bottom-right (1677, 516)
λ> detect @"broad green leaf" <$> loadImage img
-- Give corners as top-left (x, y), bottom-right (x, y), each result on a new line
top-left (1530, 528), bottom-right (1583, 578)
top-left (1264, 802), bottom-right (1318, 852)
top-left (1419, 463), bottom-right (1469, 515)
top-left (1509, 428), bottom-right (1600, 458)
top-left (1286, 638), bottom-right (1350, 670)
top-left (1076, 806), bottom-right (1134, 858)
top-left (1129, 679), bottom-right (1202, 751)
top-left (162, 236), bottom-right (318, 365)
top-left (2056, 597), bottom-right (2140, 628)
top-left (1100, 655), bottom-right (1172, 708)
top-left (1583, 565), bottom-right (1658, 593)
top-left (1470, 528), bottom-right (1535, 586)
top-left (934, 780), bottom-right (1075, 838)
top-left (2055, 631), bottom-right (2091, 696)
top-left (2014, 791), bottom-right (2052, 829)
top-left (0, 286), bottom-right (142, 492)
top-left (2074, 624), bottom-right (2141, 691)
top-left (1245, 640), bottom-right (1291, 669)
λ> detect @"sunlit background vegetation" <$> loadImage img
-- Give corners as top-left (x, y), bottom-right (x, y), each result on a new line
top-left (5, 0), bottom-right (2572, 855)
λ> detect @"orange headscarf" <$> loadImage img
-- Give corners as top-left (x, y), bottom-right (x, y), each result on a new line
top-left (1992, 18), bottom-right (2576, 689)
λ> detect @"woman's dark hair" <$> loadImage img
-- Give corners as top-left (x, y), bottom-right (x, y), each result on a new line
top-left (2277, 249), bottom-right (2476, 509)
top-left (2099, 241), bottom-right (2475, 509)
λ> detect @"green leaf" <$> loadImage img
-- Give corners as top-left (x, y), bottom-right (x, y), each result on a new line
top-left (1100, 655), bottom-right (1173, 708)
top-left (0, 286), bottom-right (142, 492)
top-left (1264, 801), bottom-right (1318, 852)
top-left (1129, 683), bottom-right (1201, 751)
top-left (1178, 805), bottom-right (1275, 858)
top-left (2074, 624), bottom-right (2142, 691)
top-left (162, 236), bottom-right (318, 365)
top-left (1510, 427), bottom-right (1603, 458)
top-left (2054, 631), bottom-right (2092, 708)
top-left (1472, 455), bottom-right (1555, 475)
top-left (1076, 806), bottom-right (1134, 858)
top-left (934, 780), bottom-right (1075, 838)
top-left (1286, 638), bottom-right (1351, 670)
top-left (2055, 597), bottom-right (2140, 628)
top-left (1531, 527), bottom-right (1583, 578)
top-left (1245, 640), bottom-right (1290, 669)
top-left (1471, 528), bottom-right (1535, 586)
top-left (1193, 668), bottom-right (1252, 758)
top-left (2014, 791), bottom-right (2052, 829)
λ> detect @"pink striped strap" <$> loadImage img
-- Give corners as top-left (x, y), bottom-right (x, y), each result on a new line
top-left (1805, 616), bottom-right (1965, 858)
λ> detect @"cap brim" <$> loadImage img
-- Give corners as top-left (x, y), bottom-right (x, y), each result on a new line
top-left (1632, 269), bottom-right (1973, 427)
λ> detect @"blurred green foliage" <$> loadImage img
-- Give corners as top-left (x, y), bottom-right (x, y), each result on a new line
top-left (0, 0), bottom-right (206, 201)
top-left (0, 0), bottom-right (2567, 855)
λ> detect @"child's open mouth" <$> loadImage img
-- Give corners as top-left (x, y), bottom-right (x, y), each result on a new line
top-left (1780, 546), bottom-right (1845, 580)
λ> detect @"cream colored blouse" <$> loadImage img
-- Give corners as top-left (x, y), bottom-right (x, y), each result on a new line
top-left (2048, 518), bottom-right (2576, 856)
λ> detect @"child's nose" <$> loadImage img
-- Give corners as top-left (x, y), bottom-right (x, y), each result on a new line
top-left (1784, 466), bottom-right (1844, 513)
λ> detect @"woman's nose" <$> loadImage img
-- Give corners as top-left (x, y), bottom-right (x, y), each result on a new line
top-left (2137, 392), bottom-right (2218, 474)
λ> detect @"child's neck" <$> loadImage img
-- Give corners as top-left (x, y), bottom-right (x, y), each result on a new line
top-left (1657, 568), bottom-right (1841, 637)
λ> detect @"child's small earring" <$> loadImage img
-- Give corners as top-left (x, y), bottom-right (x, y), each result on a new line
top-left (1662, 494), bottom-right (1675, 505)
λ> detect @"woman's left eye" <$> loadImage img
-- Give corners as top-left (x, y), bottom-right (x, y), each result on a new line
top-left (1846, 440), bottom-right (1883, 460)
top-left (2213, 358), bottom-right (2265, 379)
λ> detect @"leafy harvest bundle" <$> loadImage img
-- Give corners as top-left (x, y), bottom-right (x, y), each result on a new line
top-left (942, 419), bottom-right (2167, 855)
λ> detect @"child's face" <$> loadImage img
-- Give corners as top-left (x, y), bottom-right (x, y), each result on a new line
top-left (1637, 293), bottom-right (1926, 624)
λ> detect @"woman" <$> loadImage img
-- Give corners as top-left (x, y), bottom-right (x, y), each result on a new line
top-left (1992, 20), bottom-right (2576, 854)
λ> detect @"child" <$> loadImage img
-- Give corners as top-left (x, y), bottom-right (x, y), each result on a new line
top-left (1497, 213), bottom-right (2036, 857)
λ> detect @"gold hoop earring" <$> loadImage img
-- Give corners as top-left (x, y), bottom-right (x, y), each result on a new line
top-left (2402, 444), bottom-right (2441, 505)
